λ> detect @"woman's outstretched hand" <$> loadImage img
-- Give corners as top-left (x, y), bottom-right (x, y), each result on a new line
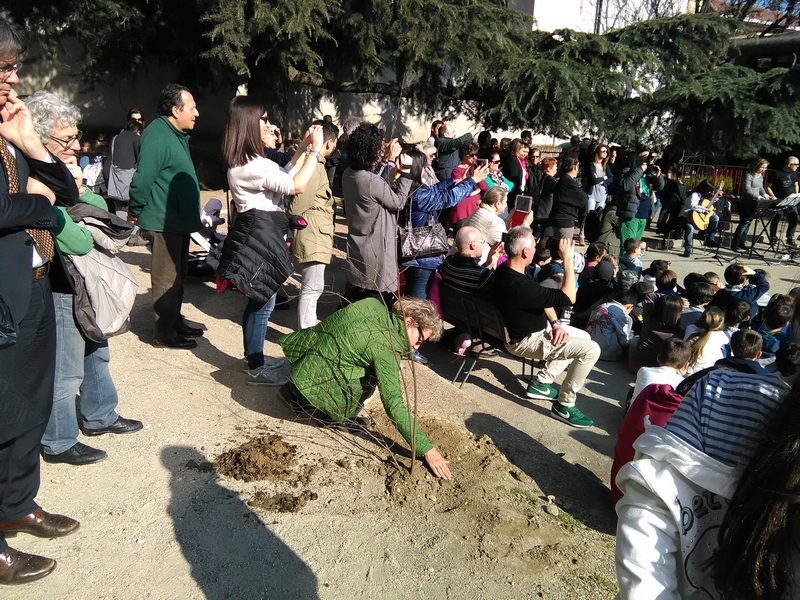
top-left (423, 448), bottom-right (452, 480)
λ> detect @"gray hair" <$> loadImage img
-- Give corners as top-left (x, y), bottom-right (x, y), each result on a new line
top-left (26, 90), bottom-right (81, 144)
top-left (0, 18), bottom-right (26, 61)
top-left (504, 225), bottom-right (534, 258)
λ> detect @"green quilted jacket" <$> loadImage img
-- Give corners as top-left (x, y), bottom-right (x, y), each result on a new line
top-left (280, 298), bottom-right (433, 457)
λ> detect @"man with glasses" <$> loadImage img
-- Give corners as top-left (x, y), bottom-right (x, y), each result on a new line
top-left (768, 156), bottom-right (800, 247)
top-left (129, 83), bottom-right (203, 349)
top-left (0, 17), bottom-right (82, 584)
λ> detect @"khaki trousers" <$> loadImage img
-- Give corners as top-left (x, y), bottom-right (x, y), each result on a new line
top-left (507, 330), bottom-right (600, 406)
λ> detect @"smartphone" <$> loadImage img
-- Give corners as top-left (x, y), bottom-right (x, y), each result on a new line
top-left (476, 158), bottom-right (488, 167)
top-left (511, 195), bottom-right (533, 227)
top-left (400, 154), bottom-right (412, 167)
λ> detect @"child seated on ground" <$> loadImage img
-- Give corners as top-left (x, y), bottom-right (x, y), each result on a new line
top-left (588, 290), bottom-right (637, 361)
top-left (723, 297), bottom-right (751, 341)
top-left (530, 247), bottom-right (552, 281)
top-left (618, 237), bottom-right (643, 279)
top-left (643, 269), bottom-right (681, 319)
top-left (755, 299), bottom-right (793, 358)
top-left (704, 271), bottom-right (723, 293)
top-left (685, 307), bottom-right (729, 374)
top-left (578, 242), bottom-right (608, 285)
top-left (709, 263), bottom-right (770, 320)
top-left (612, 340), bottom-right (691, 503)
top-left (641, 259), bottom-right (669, 288)
top-left (679, 281), bottom-right (715, 335)
top-left (629, 338), bottom-right (690, 409)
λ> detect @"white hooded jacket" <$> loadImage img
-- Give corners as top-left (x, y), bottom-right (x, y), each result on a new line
top-left (614, 423), bottom-right (741, 600)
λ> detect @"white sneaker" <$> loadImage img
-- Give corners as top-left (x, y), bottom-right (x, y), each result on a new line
top-left (245, 365), bottom-right (290, 387)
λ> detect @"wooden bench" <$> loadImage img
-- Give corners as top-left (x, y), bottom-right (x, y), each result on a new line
top-left (439, 284), bottom-right (538, 389)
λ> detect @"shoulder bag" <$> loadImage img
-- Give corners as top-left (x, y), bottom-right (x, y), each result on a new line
top-left (398, 189), bottom-right (450, 260)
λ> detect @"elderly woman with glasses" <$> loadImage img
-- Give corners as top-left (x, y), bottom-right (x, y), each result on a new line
top-left (25, 90), bottom-right (143, 466)
top-left (280, 296), bottom-right (452, 480)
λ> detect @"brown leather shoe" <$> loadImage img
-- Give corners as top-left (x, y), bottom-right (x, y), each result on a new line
top-left (0, 508), bottom-right (80, 538)
top-left (0, 547), bottom-right (56, 584)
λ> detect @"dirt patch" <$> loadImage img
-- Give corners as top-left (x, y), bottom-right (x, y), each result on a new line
top-left (248, 490), bottom-right (319, 513)
top-left (214, 434), bottom-right (299, 482)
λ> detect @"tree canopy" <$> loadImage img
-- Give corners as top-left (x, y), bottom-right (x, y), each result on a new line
top-left (4, 1), bottom-right (799, 158)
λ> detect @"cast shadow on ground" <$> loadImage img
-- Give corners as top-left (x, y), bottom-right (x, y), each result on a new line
top-left (465, 413), bottom-right (617, 536)
top-left (423, 341), bottom-right (626, 457)
top-left (162, 445), bottom-right (320, 599)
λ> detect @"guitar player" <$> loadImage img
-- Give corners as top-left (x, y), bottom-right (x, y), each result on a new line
top-left (676, 179), bottom-right (720, 257)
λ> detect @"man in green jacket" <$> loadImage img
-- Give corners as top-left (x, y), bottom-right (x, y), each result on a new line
top-left (129, 83), bottom-right (202, 349)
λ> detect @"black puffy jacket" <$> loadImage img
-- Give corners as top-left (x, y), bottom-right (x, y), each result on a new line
top-left (208, 209), bottom-right (293, 305)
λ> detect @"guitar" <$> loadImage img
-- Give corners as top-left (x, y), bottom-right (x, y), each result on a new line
top-left (690, 182), bottom-right (725, 231)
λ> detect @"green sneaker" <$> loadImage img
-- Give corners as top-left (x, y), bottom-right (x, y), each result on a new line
top-left (526, 380), bottom-right (558, 400)
top-left (550, 403), bottom-right (594, 428)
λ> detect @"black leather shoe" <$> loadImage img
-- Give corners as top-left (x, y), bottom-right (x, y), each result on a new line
top-left (0, 547), bottom-right (56, 584)
top-left (0, 508), bottom-right (79, 539)
top-left (153, 336), bottom-right (198, 349)
top-left (82, 416), bottom-right (144, 437)
top-left (175, 324), bottom-right (204, 337)
top-left (43, 442), bottom-right (107, 465)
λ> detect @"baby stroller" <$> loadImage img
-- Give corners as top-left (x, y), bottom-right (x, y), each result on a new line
top-left (188, 197), bottom-right (226, 278)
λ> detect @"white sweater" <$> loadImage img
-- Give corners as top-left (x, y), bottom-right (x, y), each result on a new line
top-left (227, 156), bottom-right (299, 213)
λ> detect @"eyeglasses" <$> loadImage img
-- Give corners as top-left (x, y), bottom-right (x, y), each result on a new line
top-left (416, 326), bottom-right (428, 344)
top-left (490, 160), bottom-right (500, 164)
top-left (466, 153), bottom-right (477, 158)
top-left (600, 149), bottom-right (609, 153)
top-left (49, 130), bottom-right (83, 149)
top-left (475, 239), bottom-right (486, 244)
top-left (790, 163), bottom-right (799, 167)
top-left (0, 62), bottom-right (21, 80)
top-left (259, 115), bottom-right (270, 124)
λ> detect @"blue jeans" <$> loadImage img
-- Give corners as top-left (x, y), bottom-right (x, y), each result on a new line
top-left (733, 218), bottom-right (753, 248)
top-left (243, 294), bottom-right (276, 369)
top-left (42, 292), bottom-right (120, 455)
top-left (404, 267), bottom-right (435, 299)
top-left (681, 214), bottom-right (719, 251)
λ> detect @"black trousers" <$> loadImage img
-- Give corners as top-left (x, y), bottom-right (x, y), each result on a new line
top-left (769, 208), bottom-right (798, 241)
top-left (0, 277), bottom-right (56, 553)
top-left (148, 231), bottom-right (190, 342)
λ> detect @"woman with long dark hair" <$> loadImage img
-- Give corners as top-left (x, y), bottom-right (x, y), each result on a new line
top-left (579, 144), bottom-right (610, 244)
top-left (219, 96), bottom-right (323, 386)
top-left (401, 149), bottom-right (488, 300)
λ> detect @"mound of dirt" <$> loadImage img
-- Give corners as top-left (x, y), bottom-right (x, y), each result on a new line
top-left (214, 434), bottom-right (299, 482)
top-left (248, 490), bottom-right (319, 513)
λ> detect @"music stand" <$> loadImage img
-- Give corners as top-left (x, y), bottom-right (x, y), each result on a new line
top-left (744, 199), bottom-right (778, 266)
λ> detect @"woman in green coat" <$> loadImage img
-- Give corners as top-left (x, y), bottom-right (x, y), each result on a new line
top-left (280, 297), bottom-right (452, 480)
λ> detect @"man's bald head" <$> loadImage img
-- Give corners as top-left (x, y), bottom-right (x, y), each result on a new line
top-left (440, 123), bottom-right (454, 139)
top-left (455, 226), bottom-right (484, 257)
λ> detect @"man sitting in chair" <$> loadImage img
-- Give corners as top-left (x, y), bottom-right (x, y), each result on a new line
top-left (490, 226), bottom-right (601, 428)
top-left (439, 226), bottom-right (498, 296)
